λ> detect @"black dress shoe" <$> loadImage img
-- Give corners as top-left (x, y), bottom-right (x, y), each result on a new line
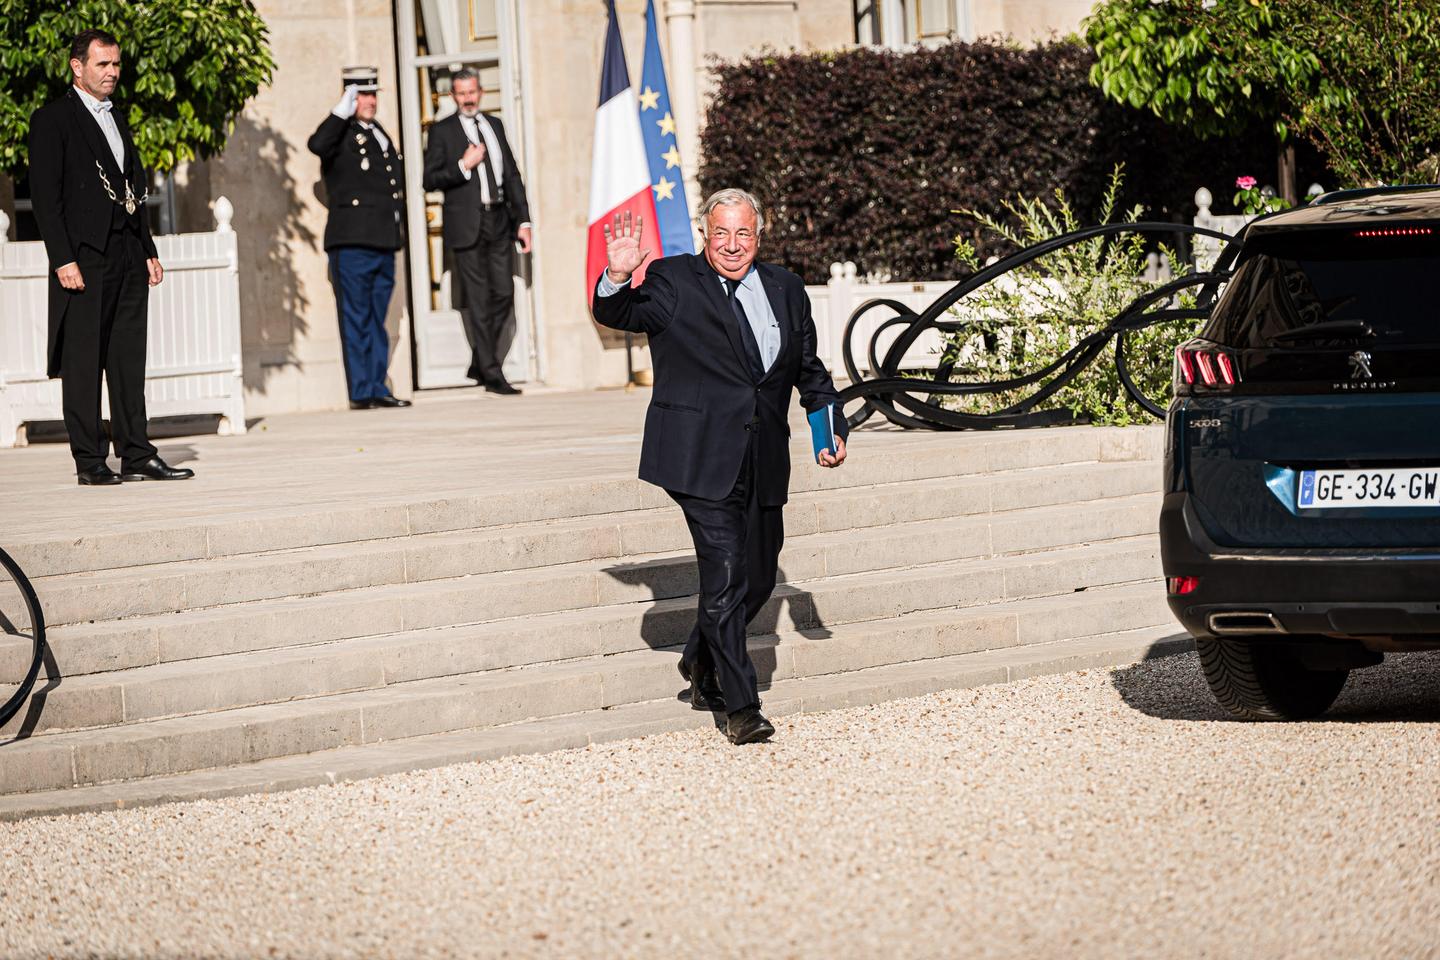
top-left (370, 395), bottom-right (412, 408)
top-left (77, 464), bottom-right (122, 486)
top-left (484, 379), bottom-right (522, 396)
top-left (349, 398), bottom-right (378, 410)
top-left (726, 707), bottom-right (775, 745)
top-left (678, 659), bottom-right (725, 711)
top-left (120, 456), bottom-right (194, 482)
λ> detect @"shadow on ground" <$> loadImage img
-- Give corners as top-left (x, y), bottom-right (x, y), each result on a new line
top-left (1113, 644), bottom-right (1440, 723)
top-left (602, 557), bottom-right (830, 707)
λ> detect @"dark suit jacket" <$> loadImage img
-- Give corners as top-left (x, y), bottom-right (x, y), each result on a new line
top-left (420, 112), bottom-right (530, 249)
top-left (591, 254), bottom-right (848, 506)
top-left (307, 113), bottom-right (406, 251)
top-left (28, 88), bottom-right (158, 378)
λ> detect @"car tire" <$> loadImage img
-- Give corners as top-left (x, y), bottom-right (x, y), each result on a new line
top-left (1196, 636), bottom-right (1349, 721)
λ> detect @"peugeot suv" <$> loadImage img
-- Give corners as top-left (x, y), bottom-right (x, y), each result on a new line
top-left (1162, 185), bottom-right (1440, 720)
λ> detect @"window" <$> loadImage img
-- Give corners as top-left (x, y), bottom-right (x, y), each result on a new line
top-left (854, 0), bottom-right (973, 48)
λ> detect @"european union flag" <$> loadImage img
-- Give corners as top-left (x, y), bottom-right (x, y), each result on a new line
top-left (638, 0), bottom-right (696, 257)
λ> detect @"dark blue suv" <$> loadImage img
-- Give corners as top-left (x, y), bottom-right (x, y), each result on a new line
top-left (1162, 185), bottom-right (1440, 720)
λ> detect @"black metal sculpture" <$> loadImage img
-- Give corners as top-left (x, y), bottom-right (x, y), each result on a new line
top-left (0, 547), bottom-right (47, 732)
top-left (838, 222), bottom-right (1245, 430)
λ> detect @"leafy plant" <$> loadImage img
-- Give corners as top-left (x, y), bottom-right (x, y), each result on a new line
top-left (0, 0), bottom-right (275, 178)
top-left (941, 167), bottom-right (1196, 426)
top-left (1086, 0), bottom-right (1440, 188)
top-left (699, 38), bottom-right (1294, 284)
top-left (1232, 175), bottom-right (1288, 215)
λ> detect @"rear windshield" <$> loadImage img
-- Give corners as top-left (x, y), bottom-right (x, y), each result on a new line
top-left (1204, 230), bottom-right (1440, 348)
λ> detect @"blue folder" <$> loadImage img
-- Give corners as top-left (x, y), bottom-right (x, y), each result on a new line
top-left (808, 404), bottom-right (836, 462)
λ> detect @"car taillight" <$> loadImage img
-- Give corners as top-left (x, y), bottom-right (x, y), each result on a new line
top-left (1167, 576), bottom-right (1200, 596)
top-left (1175, 344), bottom-right (1240, 389)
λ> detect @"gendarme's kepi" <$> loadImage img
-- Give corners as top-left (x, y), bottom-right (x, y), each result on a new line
top-left (341, 65), bottom-right (379, 92)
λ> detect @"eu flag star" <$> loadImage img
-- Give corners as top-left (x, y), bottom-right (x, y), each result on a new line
top-left (661, 145), bottom-right (682, 169)
top-left (653, 176), bottom-right (676, 201)
top-left (638, 86), bottom-right (660, 111)
top-left (657, 112), bottom-right (676, 136)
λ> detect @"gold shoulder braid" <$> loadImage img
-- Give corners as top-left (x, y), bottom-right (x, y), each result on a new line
top-left (95, 160), bottom-right (148, 215)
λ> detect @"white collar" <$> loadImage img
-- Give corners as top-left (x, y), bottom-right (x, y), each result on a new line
top-left (74, 85), bottom-right (112, 114)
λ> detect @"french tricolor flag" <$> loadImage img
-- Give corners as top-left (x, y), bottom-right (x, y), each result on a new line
top-left (587, 0), bottom-right (659, 302)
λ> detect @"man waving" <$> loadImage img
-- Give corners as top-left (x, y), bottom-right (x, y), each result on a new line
top-left (591, 189), bottom-right (849, 745)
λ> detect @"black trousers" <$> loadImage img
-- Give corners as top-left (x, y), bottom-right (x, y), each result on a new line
top-left (669, 433), bottom-right (785, 714)
top-left (62, 227), bottom-right (157, 472)
top-left (451, 208), bottom-right (515, 384)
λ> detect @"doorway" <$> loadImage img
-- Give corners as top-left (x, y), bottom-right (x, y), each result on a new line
top-left (396, 0), bottom-right (538, 388)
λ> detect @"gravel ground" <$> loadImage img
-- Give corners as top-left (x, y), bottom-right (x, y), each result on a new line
top-left (2, 651), bottom-right (1438, 960)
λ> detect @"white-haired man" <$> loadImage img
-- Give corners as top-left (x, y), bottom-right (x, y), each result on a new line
top-left (591, 189), bottom-right (849, 745)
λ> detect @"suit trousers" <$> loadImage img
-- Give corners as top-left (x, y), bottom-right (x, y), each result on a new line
top-left (62, 226), bottom-right (157, 472)
top-left (669, 431), bottom-right (785, 714)
top-left (451, 208), bottom-right (515, 384)
top-left (328, 247), bottom-right (396, 403)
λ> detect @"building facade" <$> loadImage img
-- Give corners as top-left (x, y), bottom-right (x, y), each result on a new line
top-left (7, 0), bottom-right (1093, 417)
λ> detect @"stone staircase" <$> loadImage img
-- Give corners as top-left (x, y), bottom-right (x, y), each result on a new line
top-left (0, 426), bottom-right (1184, 818)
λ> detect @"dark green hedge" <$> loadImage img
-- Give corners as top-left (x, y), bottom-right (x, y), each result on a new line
top-left (699, 40), bottom-right (1319, 284)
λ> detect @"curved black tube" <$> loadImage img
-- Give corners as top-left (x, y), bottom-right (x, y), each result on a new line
top-left (0, 547), bottom-right (46, 732)
top-left (837, 221), bottom-right (1244, 430)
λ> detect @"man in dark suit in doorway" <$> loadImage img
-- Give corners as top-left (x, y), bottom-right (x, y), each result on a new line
top-left (28, 28), bottom-right (193, 485)
top-left (591, 189), bottom-right (849, 745)
top-left (421, 69), bottom-right (532, 395)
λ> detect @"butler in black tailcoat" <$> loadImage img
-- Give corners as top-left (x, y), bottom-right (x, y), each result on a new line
top-left (307, 65), bottom-right (411, 410)
top-left (591, 189), bottom-right (850, 745)
top-left (420, 69), bottom-right (532, 395)
top-left (27, 28), bottom-right (192, 485)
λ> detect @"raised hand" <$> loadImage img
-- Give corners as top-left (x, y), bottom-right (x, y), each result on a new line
top-left (603, 210), bottom-right (651, 283)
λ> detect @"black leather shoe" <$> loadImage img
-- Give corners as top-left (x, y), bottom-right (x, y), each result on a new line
top-left (370, 395), bottom-right (412, 408)
top-left (726, 707), bottom-right (775, 745)
top-left (77, 464), bottom-right (122, 486)
top-left (120, 457), bottom-right (194, 482)
top-left (484, 379), bottom-right (522, 396)
top-left (349, 399), bottom-right (378, 410)
top-left (682, 665), bottom-right (726, 712)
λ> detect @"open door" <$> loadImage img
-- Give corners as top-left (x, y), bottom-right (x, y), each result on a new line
top-left (396, 0), bottom-right (536, 388)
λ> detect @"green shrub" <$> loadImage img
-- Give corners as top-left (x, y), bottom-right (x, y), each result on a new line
top-left (941, 167), bottom-right (1196, 426)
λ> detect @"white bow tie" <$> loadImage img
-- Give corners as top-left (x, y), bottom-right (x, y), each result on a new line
top-left (94, 99), bottom-right (113, 114)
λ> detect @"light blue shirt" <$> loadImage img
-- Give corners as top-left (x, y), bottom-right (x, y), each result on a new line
top-left (596, 264), bottom-right (781, 372)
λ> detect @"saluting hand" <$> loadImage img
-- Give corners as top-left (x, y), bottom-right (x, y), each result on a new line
top-left (603, 210), bottom-right (650, 283)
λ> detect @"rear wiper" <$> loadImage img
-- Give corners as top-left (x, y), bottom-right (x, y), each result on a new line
top-left (1272, 319), bottom-right (1374, 342)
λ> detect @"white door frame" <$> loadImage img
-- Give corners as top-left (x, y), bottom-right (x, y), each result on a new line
top-left (395, 0), bottom-right (539, 388)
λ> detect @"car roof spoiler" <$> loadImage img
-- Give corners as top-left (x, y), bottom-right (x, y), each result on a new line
top-left (1311, 183), bottom-right (1440, 206)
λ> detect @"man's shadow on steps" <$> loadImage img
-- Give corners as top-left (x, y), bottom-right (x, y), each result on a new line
top-left (602, 555), bottom-right (831, 710)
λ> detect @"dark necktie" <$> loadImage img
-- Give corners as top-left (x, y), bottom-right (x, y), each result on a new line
top-left (724, 278), bottom-right (766, 380)
top-left (464, 118), bottom-right (501, 204)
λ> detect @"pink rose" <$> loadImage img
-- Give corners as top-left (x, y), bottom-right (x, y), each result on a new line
top-left (1235, 175), bottom-right (1258, 190)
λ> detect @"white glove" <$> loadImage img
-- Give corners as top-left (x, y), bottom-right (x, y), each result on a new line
top-left (332, 85), bottom-right (358, 120)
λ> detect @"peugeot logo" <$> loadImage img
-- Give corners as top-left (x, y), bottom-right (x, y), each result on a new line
top-left (1349, 350), bottom-right (1374, 380)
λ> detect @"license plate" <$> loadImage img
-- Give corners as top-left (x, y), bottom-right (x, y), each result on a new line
top-left (1298, 468), bottom-right (1440, 508)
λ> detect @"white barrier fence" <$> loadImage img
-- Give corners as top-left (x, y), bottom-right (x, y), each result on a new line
top-left (0, 198), bottom-right (245, 448)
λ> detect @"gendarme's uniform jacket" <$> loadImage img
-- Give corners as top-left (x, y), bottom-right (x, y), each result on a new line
top-left (306, 113), bottom-right (405, 251)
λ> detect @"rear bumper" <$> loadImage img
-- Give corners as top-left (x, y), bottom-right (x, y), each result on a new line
top-left (1160, 492), bottom-right (1440, 646)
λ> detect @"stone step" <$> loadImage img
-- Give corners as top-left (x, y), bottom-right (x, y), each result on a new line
top-left (0, 623), bottom-right (1191, 819)
top-left (3, 492), bottom-right (1160, 685)
top-left (23, 486), bottom-right (1158, 630)
top-left (0, 563), bottom-right (1168, 741)
top-left (0, 535), bottom-right (1161, 740)
top-left (0, 586), bottom-right (1174, 795)
top-left (5, 427), bottom-right (1160, 580)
